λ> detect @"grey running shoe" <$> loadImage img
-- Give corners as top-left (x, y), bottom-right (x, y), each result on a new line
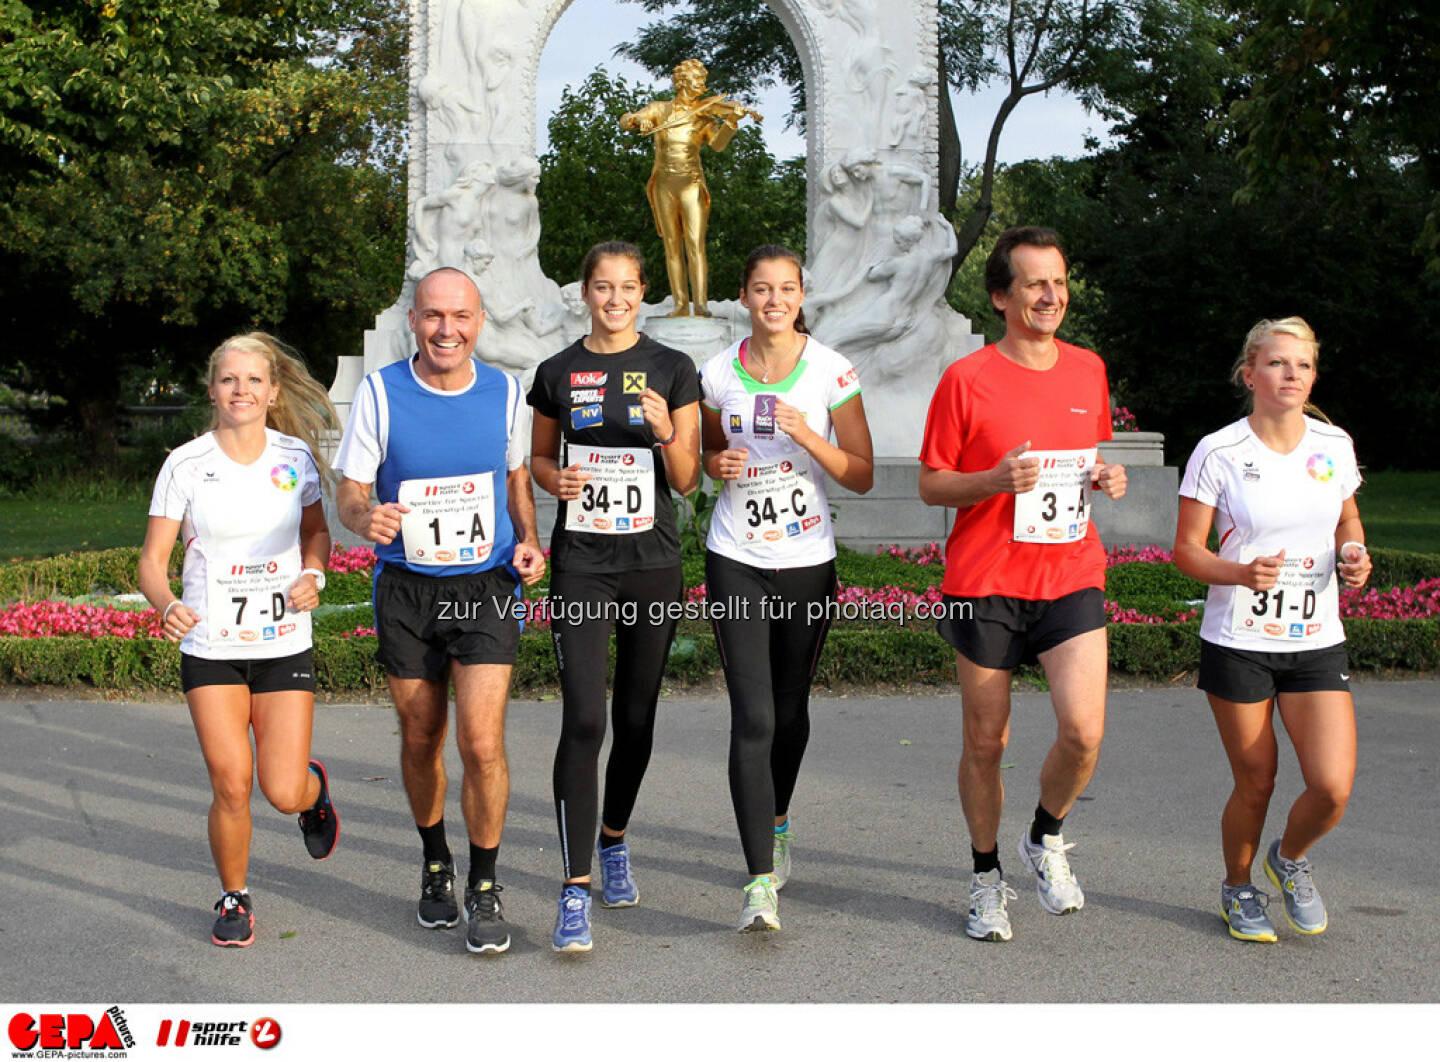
top-left (773, 822), bottom-right (793, 890)
top-left (463, 880), bottom-right (510, 954)
top-left (966, 869), bottom-right (1017, 942)
top-left (211, 891), bottom-right (254, 948)
top-left (737, 876), bottom-right (780, 932)
top-left (417, 858), bottom-right (460, 929)
top-left (1220, 882), bottom-right (1278, 942)
top-left (1264, 839), bottom-right (1328, 934)
top-left (1017, 831), bottom-right (1085, 914)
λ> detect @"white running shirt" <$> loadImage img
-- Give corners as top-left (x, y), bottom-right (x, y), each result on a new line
top-left (701, 337), bottom-right (862, 568)
top-left (149, 429), bottom-right (322, 659)
top-left (1180, 416), bottom-right (1361, 651)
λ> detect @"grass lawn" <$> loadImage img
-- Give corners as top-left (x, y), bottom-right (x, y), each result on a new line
top-left (2, 469), bottom-right (1436, 561)
top-left (1, 491), bottom-right (151, 560)
top-left (1356, 470), bottom-right (1440, 555)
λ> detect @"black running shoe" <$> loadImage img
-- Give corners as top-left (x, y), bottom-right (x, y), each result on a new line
top-left (212, 891), bottom-right (254, 948)
top-left (418, 859), bottom-right (460, 928)
top-left (463, 881), bottom-right (510, 954)
top-left (297, 759), bottom-right (339, 860)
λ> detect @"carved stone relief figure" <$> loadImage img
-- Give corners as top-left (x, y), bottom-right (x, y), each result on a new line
top-left (807, 151), bottom-right (879, 307)
top-left (408, 161), bottom-right (497, 279)
top-left (886, 69), bottom-right (931, 149)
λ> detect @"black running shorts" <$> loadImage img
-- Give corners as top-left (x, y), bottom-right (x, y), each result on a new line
top-left (373, 563), bottom-right (522, 679)
top-left (1198, 640), bottom-right (1351, 703)
top-left (181, 648), bottom-right (317, 694)
top-left (937, 587), bottom-right (1106, 670)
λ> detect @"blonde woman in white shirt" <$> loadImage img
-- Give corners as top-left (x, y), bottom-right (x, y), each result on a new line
top-left (138, 333), bottom-right (341, 948)
top-left (1175, 317), bottom-right (1372, 943)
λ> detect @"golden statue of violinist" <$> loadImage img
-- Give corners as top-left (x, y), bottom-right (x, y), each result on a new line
top-left (620, 59), bottom-right (762, 317)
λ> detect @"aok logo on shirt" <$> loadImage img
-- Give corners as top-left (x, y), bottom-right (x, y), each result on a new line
top-left (571, 372), bottom-right (607, 387)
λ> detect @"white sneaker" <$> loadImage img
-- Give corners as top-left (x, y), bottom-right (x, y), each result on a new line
top-left (966, 869), bottom-right (1017, 941)
top-left (737, 876), bottom-right (780, 932)
top-left (1017, 831), bottom-right (1085, 914)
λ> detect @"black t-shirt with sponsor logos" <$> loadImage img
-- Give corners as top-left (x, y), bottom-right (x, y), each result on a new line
top-left (527, 334), bottom-right (701, 572)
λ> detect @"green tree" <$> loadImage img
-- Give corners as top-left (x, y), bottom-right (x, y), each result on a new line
top-left (1228, 1), bottom-right (1440, 275)
top-left (538, 66), bottom-right (806, 302)
top-left (0, 0), bottom-right (406, 456)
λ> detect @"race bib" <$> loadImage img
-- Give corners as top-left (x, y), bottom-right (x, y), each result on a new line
top-left (731, 452), bottom-right (823, 550)
top-left (397, 472), bottom-right (496, 566)
top-left (206, 553), bottom-right (308, 649)
top-left (564, 446), bottom-right (656, 535)
top-left (1229, 545), bottom-right (1337, 644)
top-left (1013, 448), bottom-right (1096, 544)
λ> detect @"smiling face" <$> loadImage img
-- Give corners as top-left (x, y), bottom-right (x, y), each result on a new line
top-left (990, 244), bottom-right (1069, 342)
top-left (740, 256), bottom-right (805, 339)
top-left (409, 269), bottom-right (484, 386)
top-left (1244, 332), bottom-right (1316, 413)
top-left (582, 254), bottom-right (645, 342)
top-left (209, 349), bottom-right (276, 429)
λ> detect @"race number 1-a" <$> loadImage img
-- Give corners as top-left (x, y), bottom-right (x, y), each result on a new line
top-left (1229, 545), bottom-right (1335, 644)
top-left (564, 446), bottom-right (655, 535)
top-left (1013, 448), bottom-right (1096, 544)
top-left (207, 554), bottom-right (307, 648)
top-left (398, 471), bottom-right (496, 565)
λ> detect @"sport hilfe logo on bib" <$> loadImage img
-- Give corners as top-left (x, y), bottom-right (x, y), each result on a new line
top-left (1012, 448), bottom-right (1096, 544)
top-left (565, 446), bottom-right (655, 535)
top-left (397, 472), bottom-right (496, 565)
top-left (208, 553), bottom-right (307, 648)
top-left (732, 453), bottom-right (822, 548)
top-left (1230, 545), bottom-right (1336, 644)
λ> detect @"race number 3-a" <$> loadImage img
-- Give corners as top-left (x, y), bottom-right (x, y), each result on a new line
top-left (1013, 448), bottom-right (1096, 544)
top-left (732, 453), bottom-right (823, 549)
top-left (398, 472), bottom-right (496, 565)
top-left (1230, 545), bottom-right (1336, 644)
top-left (207, 554), bottom-right (307, 648)
top-left (564, 446), bottom-right (656, 535)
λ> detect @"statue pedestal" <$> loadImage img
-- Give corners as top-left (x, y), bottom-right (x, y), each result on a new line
top-left (639, 300), bottom-right (745, 361)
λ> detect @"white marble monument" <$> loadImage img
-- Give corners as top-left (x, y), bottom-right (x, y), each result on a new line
top-left (333, 0), bottom-right (984, 462)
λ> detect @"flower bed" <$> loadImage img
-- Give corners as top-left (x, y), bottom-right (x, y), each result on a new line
top-left (2, 542), bottom-right (1438, 691)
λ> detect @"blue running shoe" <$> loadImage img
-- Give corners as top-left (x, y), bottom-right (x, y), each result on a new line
top-left (553, 885), bottom-right (593, 952)
top-left (1264, 839), bottom-right (1328, 934)
top-left (597, 840), bottom-right (638, 908)
top-left (1220, 882), bottom-right (1277, 943)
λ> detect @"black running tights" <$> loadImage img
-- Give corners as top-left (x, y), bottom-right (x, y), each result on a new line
top-left (549, 565), bottom-right (683, 880)
top-left (706, 551), bottom-right (836, 876)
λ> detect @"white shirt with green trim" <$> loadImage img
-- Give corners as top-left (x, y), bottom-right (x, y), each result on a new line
top-left (701, 337), bottom-right (862, 568)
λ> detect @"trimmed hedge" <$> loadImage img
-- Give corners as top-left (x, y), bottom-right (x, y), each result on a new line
top-left (6, 619), bottom-right (1434, 693)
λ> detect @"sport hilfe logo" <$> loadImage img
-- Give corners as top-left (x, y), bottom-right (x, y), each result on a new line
top-left (8, 1007), bottom-right (135, 1052)
top-left (155, 1016), bottom-right (281, 1048)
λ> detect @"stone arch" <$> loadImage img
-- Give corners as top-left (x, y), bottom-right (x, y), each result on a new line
top-left (345, 0), bottom-right (977, 458)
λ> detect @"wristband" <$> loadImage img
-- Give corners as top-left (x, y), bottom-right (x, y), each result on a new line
top-left (655, 427), bottom-right (677, 448)
top-left (161, 600), bottom-right (182, 623)
top-left (1338, 541), bottom-right (1367, 562)
top-left (302, 567), bottom-right (327, 591)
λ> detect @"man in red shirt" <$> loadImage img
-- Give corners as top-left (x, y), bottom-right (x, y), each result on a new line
top-left (919, 226), bottom-right (1127, 941)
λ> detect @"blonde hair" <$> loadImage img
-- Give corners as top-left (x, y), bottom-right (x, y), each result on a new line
top-left (207, 332), bottom-right (341, 483)
top-left (1230, 316), bottom-right (1329, 421)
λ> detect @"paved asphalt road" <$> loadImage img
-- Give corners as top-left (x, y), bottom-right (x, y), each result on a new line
top-left (1, 680), bottom-right (1436, 1005)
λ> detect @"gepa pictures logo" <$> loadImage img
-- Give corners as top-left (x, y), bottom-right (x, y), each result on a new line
top-left (8, 1006), bottom-right (135, 1053)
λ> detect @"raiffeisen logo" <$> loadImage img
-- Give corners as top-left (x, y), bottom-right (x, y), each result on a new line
top-left (8, 1006), bottom-right (136, 1055)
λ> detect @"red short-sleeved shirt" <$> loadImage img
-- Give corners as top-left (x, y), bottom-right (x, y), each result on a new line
top-left (919, 341), bottom-right (1114, 600)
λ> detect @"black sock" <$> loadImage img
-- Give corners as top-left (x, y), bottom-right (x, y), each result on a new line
top-left (598, 829), bottom-right (625, 850)
top-left (418, 820), bottom-right (450, 864)
top-left (972, 845), bottom-right (1001, 876)
top-left (1030, 803), bottom-right (1065, 845)
top-left (468, 844), bottom-right (499, 888)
